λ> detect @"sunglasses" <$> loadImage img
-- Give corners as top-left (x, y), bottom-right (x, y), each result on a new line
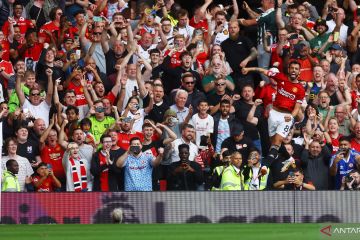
top-left (215, 83), bottom-right (225, 86)
top-left (93, 32), bottom-right (102, 35)
top-left (184, 82), bottom-right (194, 85)
top-left (31, 93), bottom-right (40, 96)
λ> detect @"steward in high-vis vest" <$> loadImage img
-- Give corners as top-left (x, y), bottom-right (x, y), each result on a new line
top-left (1, 159), bottom-right (20, 192)
top-left (211, 150), bottom-right (231, 190)
top-left (243, 148), bottom-right (269, 190)
top-left (220, 151), bottom-right (244, 190)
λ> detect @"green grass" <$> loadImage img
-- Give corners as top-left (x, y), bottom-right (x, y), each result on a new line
top-left (0, 223), bottom-right (326, 240)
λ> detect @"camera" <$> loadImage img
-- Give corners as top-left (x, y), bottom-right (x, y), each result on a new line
top-left (199, 135), bottom-right (209, 147)
top-left (95, 107), bottom-right (104, 113)
top-left (345, 175), bottom-right (353, 183)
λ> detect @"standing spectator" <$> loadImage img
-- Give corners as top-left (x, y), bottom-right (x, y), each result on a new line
top-left (147, 84), bottom-right (169, 124)
top-left (221, 122), bottom-right (255, 166)
top-left (170, 89), bottom-right (189, 124)
top-left (168, 124), bottom-right (198, 164)
top-left (15, 125), bottom-right (41, 168)
top-left (221, 20), bottom-right (257, 89)
top-left (31, 162), bottom-right (61, 192)
top-left (301, 134), bottom-right (332, 190)
top-left (15, 68), bottom-right (53, 126)
top-left (167, 143), bottom-right (203, 190)
top-left (207, 76), bottom-right (234, 115)
top-left (39, 116), bottom-right (65, 189)
top-left (87, 100), bottom-right (115, 144)
top-left (62, 142), bottom-right (92, 192)
top-left (189, 99), bottom-right (214, 146)
top-left (220, 151), bottom-right (244, 190)
top-left (115, 137), bottom-right (164, 191)
top-left (1, 159), bottom-right (20, 192)
top-left (1, 137), bottom-right (33, 191)
top-left (330, 136), bottom-right (360, 189)
top-left (91, 134), bottom-right (121, 191)
top-left (243, 148), bottom-right (269, 190)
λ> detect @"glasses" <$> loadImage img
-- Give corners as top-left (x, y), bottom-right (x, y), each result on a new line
top-left (184, 82), bottom-right (194, 85)
top-left (31, 93), bottom-right (40, 96)
top-left (93, 32), bottom-right (102, 35)
top-left (215, 83), bottom-right (226, 86)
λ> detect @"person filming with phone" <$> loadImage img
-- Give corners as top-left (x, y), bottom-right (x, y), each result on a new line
top-left (340, 170), bottom-right (360, 190)
top-left (330, 136), bottom-right (360, 189)
top-left (281, 168), bottom-right (315, 191)
top-left (116, 137), bottom-right (164, 191)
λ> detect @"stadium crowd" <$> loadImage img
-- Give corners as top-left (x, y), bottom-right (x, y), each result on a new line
top-left (2, 0), bottom-right (360, 192)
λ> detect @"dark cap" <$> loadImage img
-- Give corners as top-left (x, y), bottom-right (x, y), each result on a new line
top-left (231, 123), bottom-right (244, 136)
top-left (314, 18), bottom-right (329, 32)
top-left (330, 43), bottom-right (342, 51)
top-left (288, 34), bottom-right (298, 40)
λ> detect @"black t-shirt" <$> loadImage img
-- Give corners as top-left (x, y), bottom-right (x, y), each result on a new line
top-left (234, 100), bottom-right (263, 140)
top-left (221, 35), bottom-right (255, 76)
top-left (220, 136), bottom-right (254, 166)
top-left (110, 148), bottom-right (126, 191)
top-left (147, 100), bottom-right (170, 123)
top-left (29, 5), bottom-right (46, 30)
top-left (207, 89), bottom-right (232, 107)
top-left (17, 139), bottom-right (40, 163)
top-left (105, 49), bottom-right (128, 76)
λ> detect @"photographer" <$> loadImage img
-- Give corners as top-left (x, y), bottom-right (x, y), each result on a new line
top-left (211, 150), bottom-right (231, 190)
top-left (116, 137), bottom-right (164, 191)
top-left (340, 170), bottom-right (360, 190)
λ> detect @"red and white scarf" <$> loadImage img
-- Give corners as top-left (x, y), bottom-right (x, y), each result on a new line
top-left (69, 157), bottom-right (88, 192)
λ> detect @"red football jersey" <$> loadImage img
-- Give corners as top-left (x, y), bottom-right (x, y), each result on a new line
top-left (351, 138), bottom-right (360, 152)
top-left (40, 143), bottom-right (65, 180)
top-left (351, 90), bottom-right (360, 110)
top-left (32, 175), bottom-right (57, 192)
top-left (67, 81), bottom-right (88, 106)
top-left (39, 21), bottom-right (59, 43)
top-left (164, 49), bottom-right (184, 68)
top-left (117, 131), bottom-right (144, 150)
top-left (2, 17), bottom-right (34, 37)
top-left (267, 71), bottom-right (305, 112)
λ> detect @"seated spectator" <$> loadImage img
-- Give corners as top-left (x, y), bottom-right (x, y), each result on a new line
top-left (281, 168), bottom-right (316, 190)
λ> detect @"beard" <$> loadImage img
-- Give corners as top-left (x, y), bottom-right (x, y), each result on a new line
top-left (229, 33), bottom-right (239, 40)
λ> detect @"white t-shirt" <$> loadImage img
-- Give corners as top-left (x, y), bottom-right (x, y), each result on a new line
top-left (121, 108), bottom-right (146, 132)
top-left (178, 25), bottom-right (194, 41)
top-left (214, 22), bottom-right (229, 45)
top-left (123, 79), bottom-right (139, 110)
top-left (169, 138), bottom-right (198, 164)
top-left (23, 99), bottom-right (51, 127)
top-left (326, 20), bottom-right (348, 45)
top-left (190, 113), bottom-right (214, 146)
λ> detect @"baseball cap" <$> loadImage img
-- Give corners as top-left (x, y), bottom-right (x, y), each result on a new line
top-left (314, 18), bottom-right (329, 31)
top-left (164, 109), bottom-right (177, 118)
top-left (231, 123), bottom-right (244, 136)
top-left (330, 43), bottom-right (342, 51)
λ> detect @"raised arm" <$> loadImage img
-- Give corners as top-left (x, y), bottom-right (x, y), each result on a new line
top-left (39, 115), bottom-right (55, 150)
top-left (15, 71), bottom-right (25, 106)
top-left (116, 150), bottom-right (129, 168)
top-left (275, 0), bottom-right (285, 29)
top-left (45, 68), bottom-right (54, 105)
top-left (151, 148), bottom-right (164, 167)
top-left (136, 61), bottom-right (147, 98)
top-left (246, 99), bottom-right (262, 125)
top-left (230, 0), bottom-right (239, 21)
top-left (58, 119), bottom-right (69, 149)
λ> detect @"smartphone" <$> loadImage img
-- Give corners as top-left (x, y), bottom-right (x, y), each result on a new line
top-left (133, 86), bottom-right (138, 95)
top-left (47, 164), bottom-right (52, 170)
top-left (93, 16), bottom-right (103, 22)
top-left (75, 50), bottom-right (81, 60)
top-left (289, 171), bottom-right (295, 177)
top-left (334, 31), bottom-right (339, 42)
top-left (197, 40), bottom-right (204, 52)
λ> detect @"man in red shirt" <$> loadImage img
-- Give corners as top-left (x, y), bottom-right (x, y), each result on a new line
top-left (351, 122), bottom-right (360, 152)
top-left (32, 163), bottom-right (62, 192)
top-left (242, 61), bottom-right (305, 154)
top-left (0, 44), bottom-right (14, 88)
top-left (40, 117), bottom-right (65, 189)
top-left (116, 117), bottom-right (143, 150)
top-left (2, 2), bottom-right (34, 37)
top-left (18, 29), bottom-right (43, 62)
top-left (38, 7), bottom-right (63, 44)
top-left (163, 34), bottom-right (186, 68)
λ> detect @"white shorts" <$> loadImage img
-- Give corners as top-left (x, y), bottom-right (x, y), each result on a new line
top-left (268, 109), bottom-right (293, 138)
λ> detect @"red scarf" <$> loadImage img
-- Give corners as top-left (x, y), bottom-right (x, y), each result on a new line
top-left (69, 157), bottom-right (88, 192)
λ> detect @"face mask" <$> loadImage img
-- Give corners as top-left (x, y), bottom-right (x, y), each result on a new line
top-left (130, 145), bottom-right (141, 155)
